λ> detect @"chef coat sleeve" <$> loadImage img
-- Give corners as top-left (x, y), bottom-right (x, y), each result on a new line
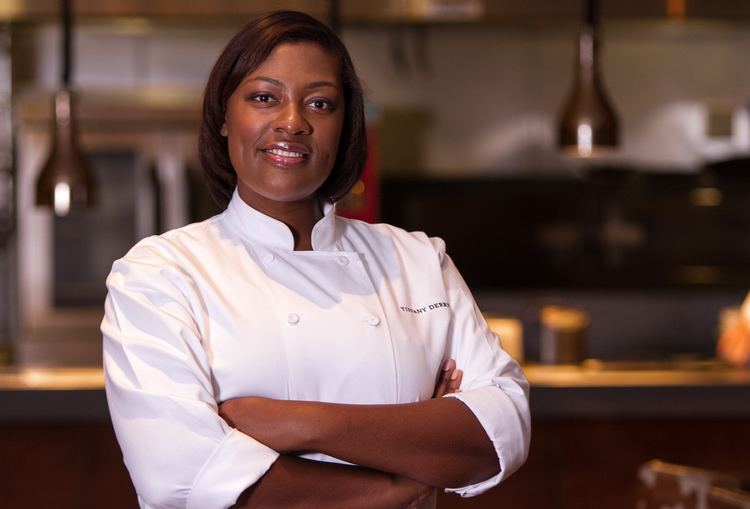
top-left (101, 247), bottom-right (279, 509)
top-left (428, 237), bottom-right (531, 497)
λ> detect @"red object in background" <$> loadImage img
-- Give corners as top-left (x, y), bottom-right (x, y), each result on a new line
top-left (336, 125), bottom-right (379, 223)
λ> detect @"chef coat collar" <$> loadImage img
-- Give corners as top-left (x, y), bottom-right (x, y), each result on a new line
top-left (224, 188), bottom-right (339, 251)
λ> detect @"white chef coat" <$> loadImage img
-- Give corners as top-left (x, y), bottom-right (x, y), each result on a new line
top-left (102, 189), bottom-right (531, 509)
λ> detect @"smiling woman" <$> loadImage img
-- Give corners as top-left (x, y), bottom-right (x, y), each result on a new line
top-left (199, 11), bottom-right (367, 214)
top-left (220, 42), bottom-right (345, 248)
top-left (101, 10), bottom-right (530, 509)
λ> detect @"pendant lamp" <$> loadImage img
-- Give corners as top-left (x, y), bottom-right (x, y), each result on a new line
top-left (558, 0), bottom-right (619, 157)
top-left (35, 0), bottom-right (94, 216)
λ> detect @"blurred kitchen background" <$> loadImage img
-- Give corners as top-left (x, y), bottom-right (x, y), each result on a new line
top-left (1, 1), bottom-right (749, 508)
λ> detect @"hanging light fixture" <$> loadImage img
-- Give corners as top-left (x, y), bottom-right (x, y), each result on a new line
top-left (328, 0), bottom-right (341, 34)
top-left (558, 0), bottom-right (620, 157)
top-left (35, 0), bottom-right (94, 216)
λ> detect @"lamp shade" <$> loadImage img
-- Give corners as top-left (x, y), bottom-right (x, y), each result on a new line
top-left (35, 88), bottom-right (94, 216)
top-left (558, 0), bottom-right (619, 157)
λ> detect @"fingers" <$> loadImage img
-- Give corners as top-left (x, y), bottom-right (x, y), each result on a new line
top-left (447, 368), bottom-right (463, 395)
top-left (432, 359), bottom-right (463, 398)
top-left (443, 358), bottom-right (456, 376)
top-left (432, 360), bottom-right (451, 398)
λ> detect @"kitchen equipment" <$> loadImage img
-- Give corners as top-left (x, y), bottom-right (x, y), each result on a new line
top-left (539, 305), bottom-right (590, 364)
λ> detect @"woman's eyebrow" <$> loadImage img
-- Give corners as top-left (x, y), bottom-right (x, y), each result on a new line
top-left (247, 76), bottom-right (282, 87)
top-left (244, 76), bottom-right (339, 90)
top-left (304, 80), bottom-right (339, 90)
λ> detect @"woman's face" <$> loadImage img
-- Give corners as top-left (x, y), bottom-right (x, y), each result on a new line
top-left (221, 42), bottom-right (345, 209)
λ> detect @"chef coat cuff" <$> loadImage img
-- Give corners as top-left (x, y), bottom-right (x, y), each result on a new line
top-left (443, 386), bottom-right (530, 497)
top-left (187, 428), bottom-right (279, 509)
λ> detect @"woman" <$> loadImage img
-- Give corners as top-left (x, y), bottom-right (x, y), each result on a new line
top-left (102, 11), bottom-right (530, 509)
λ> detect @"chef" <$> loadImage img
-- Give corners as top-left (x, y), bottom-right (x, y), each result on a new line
top-left (102, 11), bottom-right (530, 509)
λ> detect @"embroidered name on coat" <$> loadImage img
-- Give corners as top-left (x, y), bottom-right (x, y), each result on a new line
top-left (400, 302), bottom-right (449, 315)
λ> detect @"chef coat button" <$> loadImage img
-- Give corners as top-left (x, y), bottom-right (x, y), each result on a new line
top-left (366, 315), bottom-right (380, 326)
top-left (287, 313), bottom-right (300, 325)
top-left (264, 253), bottom-right (275, 263)
top-left (337, 256), bottom-right (350, 266)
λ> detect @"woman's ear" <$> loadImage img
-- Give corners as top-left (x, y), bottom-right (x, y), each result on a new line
top-left (220, 122), bottom-right (228, 137)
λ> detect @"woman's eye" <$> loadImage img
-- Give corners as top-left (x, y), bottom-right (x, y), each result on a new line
top-left (309, 99), bottom-right (334, 110)
top-left (250, 94), bottom-right (274, 103)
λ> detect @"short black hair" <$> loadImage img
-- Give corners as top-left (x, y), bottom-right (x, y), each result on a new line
top-left (198, 10), bottom-right (367, 209)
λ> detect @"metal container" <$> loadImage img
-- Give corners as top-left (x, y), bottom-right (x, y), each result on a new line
top-left (539, 305), bottom-right (589, 364)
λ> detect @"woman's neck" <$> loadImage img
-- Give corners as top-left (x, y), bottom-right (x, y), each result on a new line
top-left (238, 190), bottom-right (323, 251)
top-left (283, 201), bottom-right (322, 251)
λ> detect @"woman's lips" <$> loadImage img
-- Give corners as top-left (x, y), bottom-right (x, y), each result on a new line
top-left (260, 142), bottom-right (310, 167)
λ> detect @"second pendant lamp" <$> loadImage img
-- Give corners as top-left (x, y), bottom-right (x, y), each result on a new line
top-left (558, 0), bottom-right (620, 158)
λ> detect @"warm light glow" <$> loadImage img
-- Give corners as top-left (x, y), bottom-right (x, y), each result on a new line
top-left (577, 122), bottom-right (593, 157)
top-left (667, 0), bottom-right (686, 20)
top-left (675, 265), bottom-right (721, 285)
top-left (0, 0), bottom-right (24, 19)
top-left (54, 182), bottom-right (71, 216)
top-left (351, 180), bottom-right (366, 195)
top-left (0, 368), bottom-right (106, 390)
top-left (689, 187), bottom-right (722, 207)
top-left (485, 316), bottom-right (524, 362)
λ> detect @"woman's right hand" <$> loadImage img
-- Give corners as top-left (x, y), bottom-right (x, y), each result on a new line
top-left (432, 359), bottom-right (462, 398)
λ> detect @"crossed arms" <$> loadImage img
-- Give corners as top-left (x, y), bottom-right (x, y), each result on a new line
top-left (221, 361), bottom-right (501, 509)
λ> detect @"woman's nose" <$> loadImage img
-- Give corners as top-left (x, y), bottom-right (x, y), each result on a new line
top-left (274, 102), bottom-right (312, 135)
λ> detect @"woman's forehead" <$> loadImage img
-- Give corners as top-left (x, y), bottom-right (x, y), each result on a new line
top-left (240, 42), bottom-right (342, 88)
